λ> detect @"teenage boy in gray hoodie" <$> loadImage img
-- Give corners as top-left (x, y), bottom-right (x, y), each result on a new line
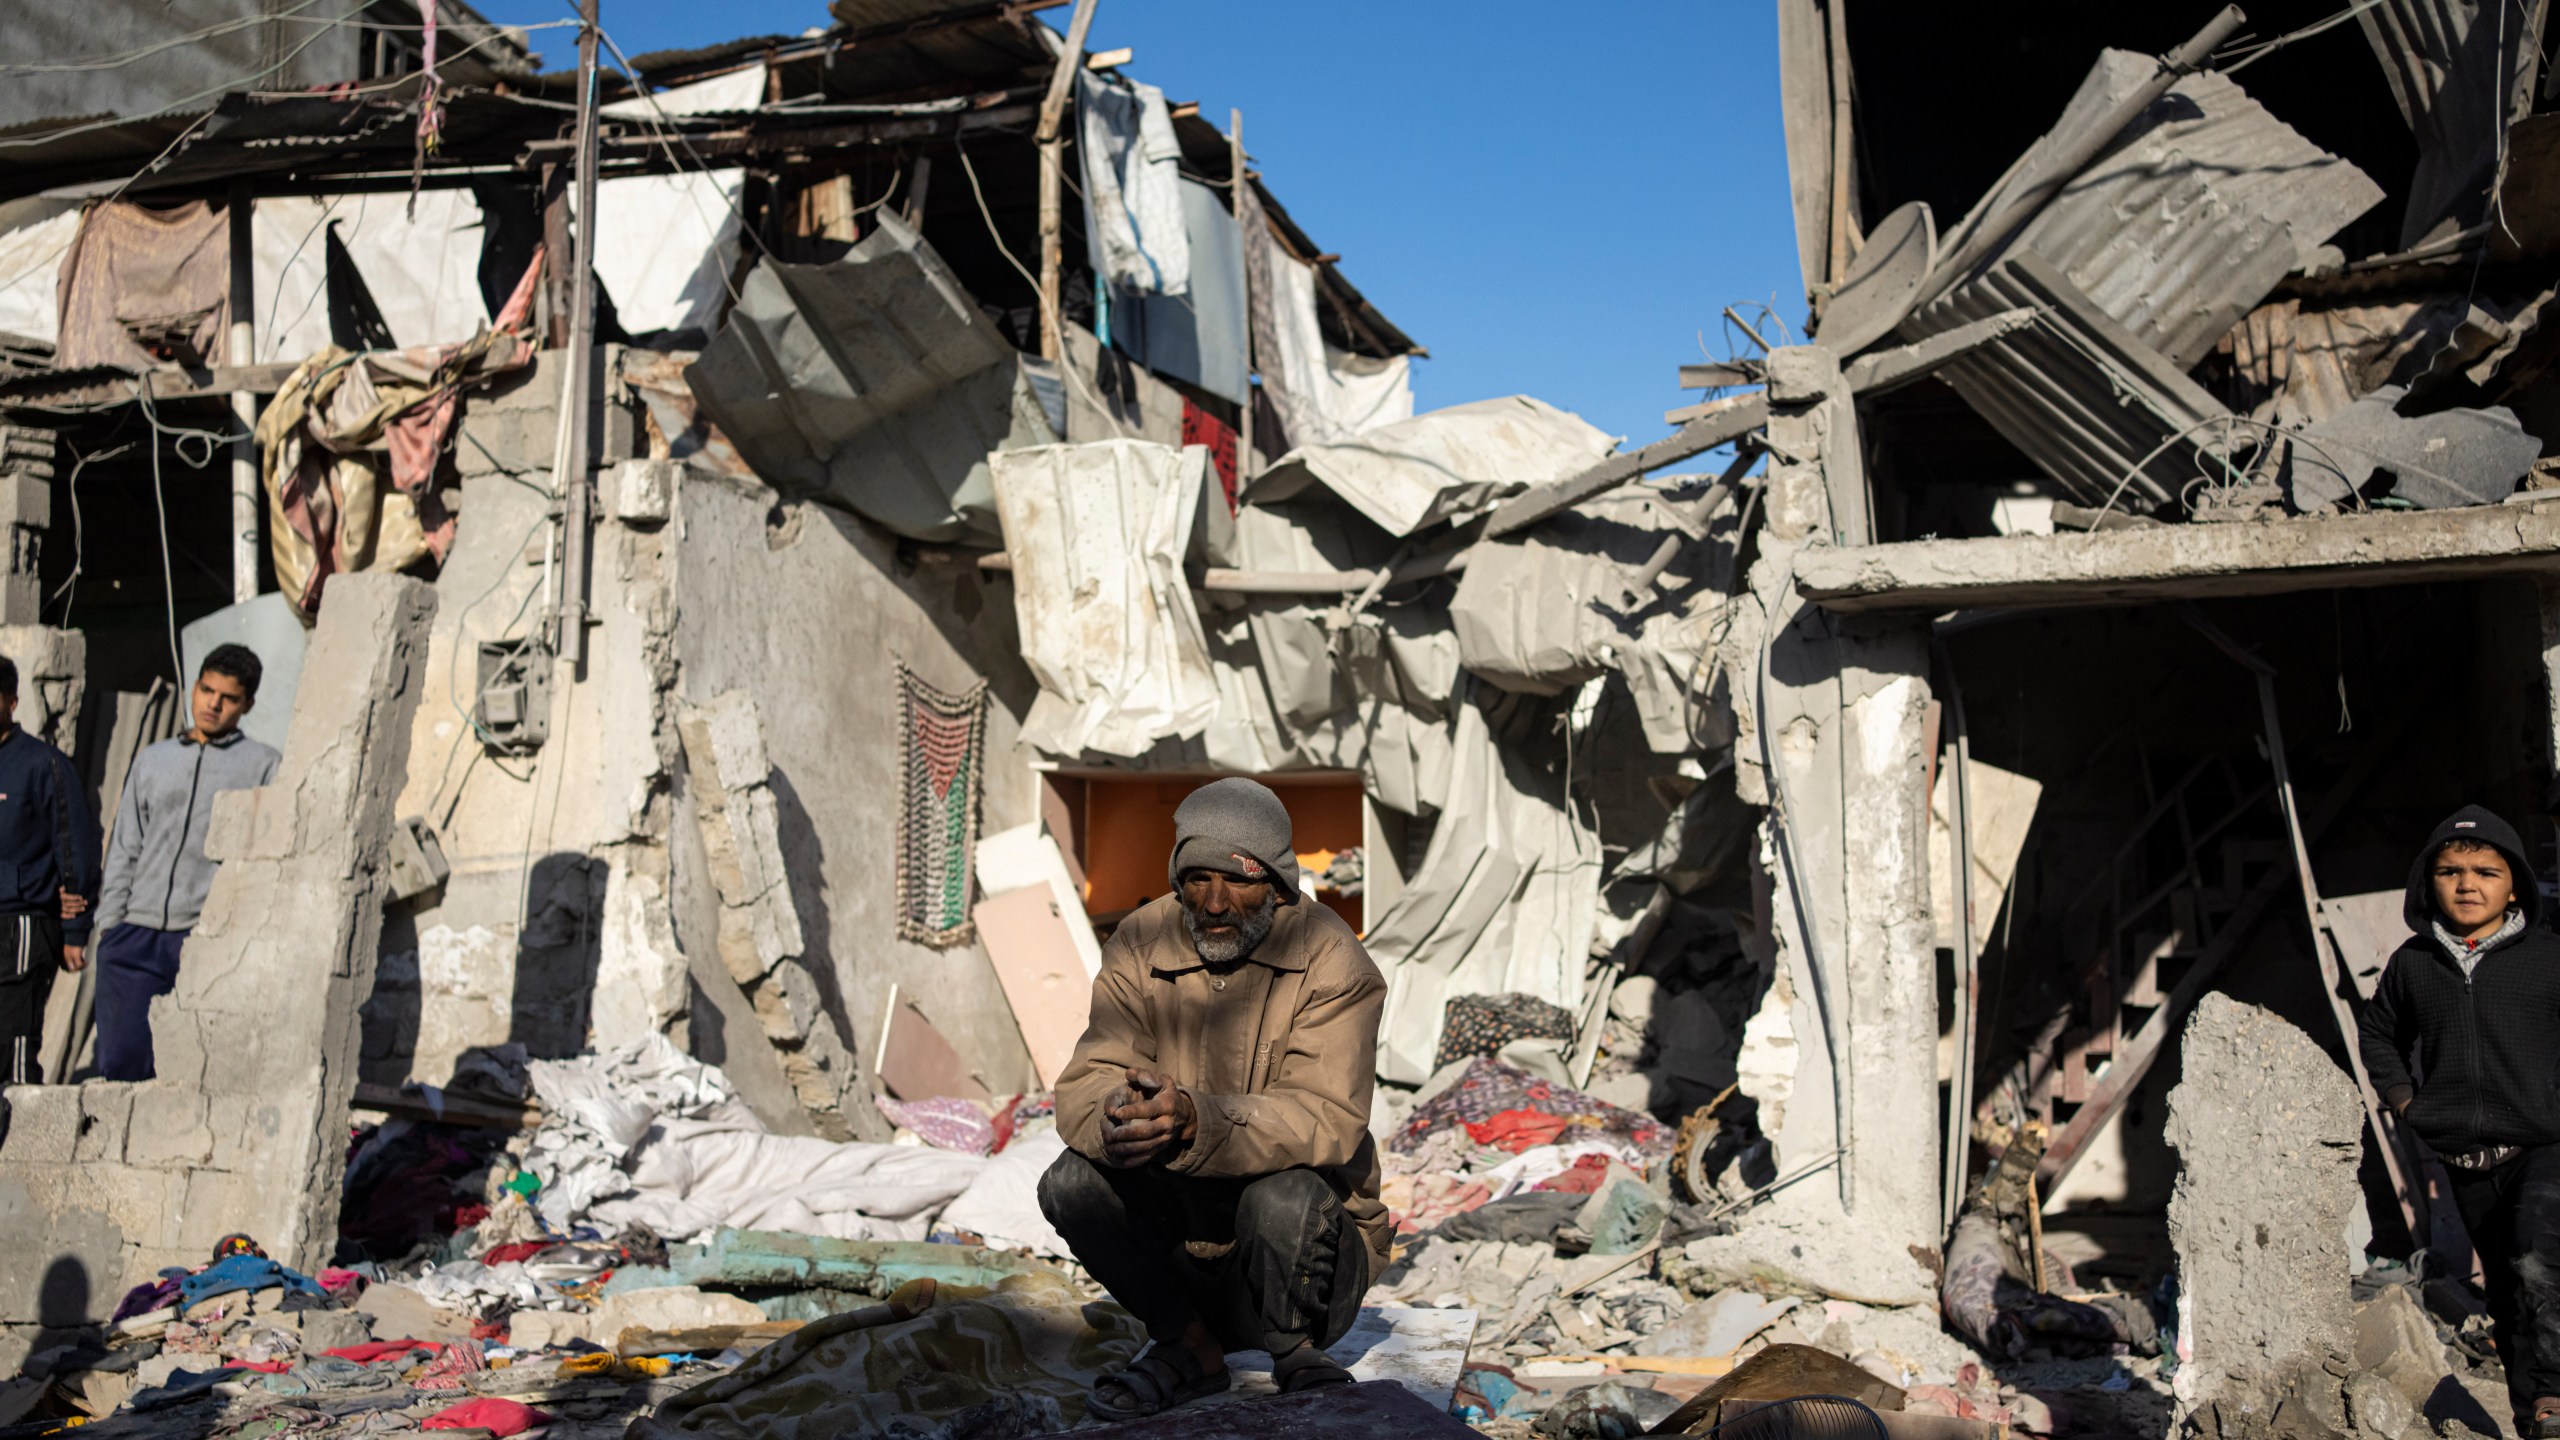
top-left (92, 644), bottom-right (280, 1081)
top-left (2360, 805), bottom-right (2560, 1438)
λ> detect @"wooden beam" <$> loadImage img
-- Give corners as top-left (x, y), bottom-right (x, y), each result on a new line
top-left (1035, 0), bottom-right (1101, 362)
top-left (1481, 396), bottom-right (1770, 539)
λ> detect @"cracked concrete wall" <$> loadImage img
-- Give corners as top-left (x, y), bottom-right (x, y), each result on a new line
top-left (0, 573), bottom-right (434, 1361)
top-left (370, 354), bottom-right (666, 1085)
top-left (2168, 991), bottom-right (2363, 1422)
top-left (1686, 345), bottom-right (1942, 1306)
top-left (671, 472), bottom-right (1042, 1105)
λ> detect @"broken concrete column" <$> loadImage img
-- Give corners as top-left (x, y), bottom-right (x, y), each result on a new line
top-left (1679, 345), bottom-right (1940, 1307)
top-left (675, 689), bottom-right (865, 1136)
top-left (0, 452), bottom-right (50, 625)
top-left (0, 626), bottom-right (84, 756)
top-left (0, 573), bottom-right (434, 1355)
top-left (2168, 991), bottom-right (2363, 1427)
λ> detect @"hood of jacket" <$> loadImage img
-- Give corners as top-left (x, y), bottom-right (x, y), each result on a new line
top-left (2404, 804), bottom-right (2543, 933)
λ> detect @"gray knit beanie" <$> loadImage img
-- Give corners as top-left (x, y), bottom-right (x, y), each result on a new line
top-left (1167, 777), bottom-right (1300, 903)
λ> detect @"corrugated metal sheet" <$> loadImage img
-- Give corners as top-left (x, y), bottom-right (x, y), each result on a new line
top-left (686, 209), bottom-right (1052, 543)
top-left (1906, 250), bottom-right (2235, 509)
top-left (1937, 49), bottom-right (2383, 371)
top-left (2358, 0), bottom-right (2536, 247)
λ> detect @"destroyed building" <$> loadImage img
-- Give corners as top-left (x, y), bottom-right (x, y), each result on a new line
top-left (0, 0), bottom-right (2556, 1435)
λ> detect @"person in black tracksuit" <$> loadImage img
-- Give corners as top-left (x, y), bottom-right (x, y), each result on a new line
top-left (2360, 805), bottom-right (2560, 1437)
top-left (0, 655), bottom-right (101, 1085)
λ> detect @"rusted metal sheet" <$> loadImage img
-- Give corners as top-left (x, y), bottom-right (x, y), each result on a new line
top-left (1904, 250), bottom-right (2235, 510)
top-left (1935, 49), bottom-right (2382, 370)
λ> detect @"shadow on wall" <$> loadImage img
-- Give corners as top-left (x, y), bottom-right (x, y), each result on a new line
top-left (40, 1255), bottom-right (87, 1330)
top-left (762, 763), bottom-right (875, 1132)
top-left (514, 853), bottom-right (602, 1057)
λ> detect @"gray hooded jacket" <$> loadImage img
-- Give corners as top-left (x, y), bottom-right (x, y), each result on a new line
top-left (96, 730), bottom-right (281, 935)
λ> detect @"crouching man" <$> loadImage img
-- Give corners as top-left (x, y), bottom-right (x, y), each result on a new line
top-left (2359, 805), bottom-right (2560, 1438)
top-left (1040, 778), bottom-right (1389, 1421)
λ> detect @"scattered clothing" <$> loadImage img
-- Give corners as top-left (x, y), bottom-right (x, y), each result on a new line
top-left (1419, 1191), bottom-right (1585, 1245)
top-left (132, 1366), bottom-right (243, 1411)
top-left (1075, 70), bottom-right (1189, 298)
top-left (1463, 1108), bottom-right (1579, 1153)
top-left (1434, 992), bottom-right (1576, 1074)
top-left (422, 1399), bottom-right (550, 1436)
top-left (178, 1256), bottom-right (326, 1309)
top-left (1394, 1057), bottom-right (1673, 1165)
top-left (875, 1095), bottom-right (996, 1155)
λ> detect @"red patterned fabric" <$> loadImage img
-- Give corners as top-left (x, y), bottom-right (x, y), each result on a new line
top-left (1181, 399), bottom-right (1239, 512)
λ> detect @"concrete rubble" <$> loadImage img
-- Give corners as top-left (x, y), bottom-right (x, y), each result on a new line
top-left (0, 0), bottom-right (2554, 1438)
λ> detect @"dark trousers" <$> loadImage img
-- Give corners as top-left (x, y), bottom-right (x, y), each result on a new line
top-left (0, 912), bottom-right (59, 1085)
top-left (94, 924), bottom-right (187, 1082)
top-left (1038, 1148), bottom-right (1369, 1357)
top-left (2449, 1143), bottom-right (2560, 1426)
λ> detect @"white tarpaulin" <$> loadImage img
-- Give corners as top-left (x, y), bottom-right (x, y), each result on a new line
top-left (589, 169), bottom-right (743, 338)
top-left (1247, 395), bottom-right (1618, 537)
top-left (1450, 487), bottom-right (1730, 754)
top-left (993, 440), bottom-right (1219, 758)
top-left (0, 197), bottom-right (78, 344)
top-left (1363, 692), bottom-right (1603, 1084)
top-left (1077, 69), bottom-right (1188, 296)
top-left (604, 63), bottom-right (766, 118)
top-left (1247, 236), bottom-right (1415, 450)
top-left (253, 190), bottom-right (490, 362)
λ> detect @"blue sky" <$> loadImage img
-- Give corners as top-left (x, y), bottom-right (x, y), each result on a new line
top-left (496, 2), bottom-right (1806, 447)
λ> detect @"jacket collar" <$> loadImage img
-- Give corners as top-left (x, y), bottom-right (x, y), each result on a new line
top-left (183, 728), bottom-right (245, 749)
top-left (1144, 899), bottom-right (1315, 976)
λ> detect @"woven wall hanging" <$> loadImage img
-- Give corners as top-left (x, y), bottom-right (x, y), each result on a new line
top-left (895, 664), bottom-right (989, 947)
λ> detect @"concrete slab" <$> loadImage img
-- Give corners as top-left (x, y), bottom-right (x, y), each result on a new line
top-left (1796, 498), bottom-right (2560, 613)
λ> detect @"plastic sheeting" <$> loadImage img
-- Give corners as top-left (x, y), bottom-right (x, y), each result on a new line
top-left (1449, 488), bottom-right (1729, 755)
top-left (603, 63), bottom-right (766, 119)
top-left (0, 197), bottom-right (79, 344)
top-left (590, 169), bottom-right (743, 340)
top-left (1109, 178), bottom-right (1248, 406)
top-left (1247, 395), bottom-right (1617, 538)
top-left (253, 190), bottom-right (491, 363)
top-left (1364, 692), bottom-right (1604, 1085)
top-left (1247, 225), bottom-right (1415, 450)
top-left (687, 210), bottom-right (1053, 543)
top-left (992, 440), bottom-right (1219, 758)
top-left (521, 1034), bottom-right (986, 1243)
top-left (1076, 69), bottom-right (1188, 296)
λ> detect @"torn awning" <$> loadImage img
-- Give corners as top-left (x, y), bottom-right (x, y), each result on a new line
top-left (1244, 395), bottom-right (1617, 538)
top-left (991, 440), bottom-right (1220, 759)
top-left (686, 209), bottom-right (1055, 544)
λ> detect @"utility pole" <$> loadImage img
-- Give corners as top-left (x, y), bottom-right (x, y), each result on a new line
top-left (554, 0), bottom-right (601, 665)
top-left (1034, 0), bottom-right (1099, 361)
top-left (225, 181), bottom-right (258, 603)
top-left (1229, 108), bottom-right (1253, 481)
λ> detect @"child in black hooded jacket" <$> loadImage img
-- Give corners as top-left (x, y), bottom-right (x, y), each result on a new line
top-left (2360, 804), bottom-right (2560, 1437)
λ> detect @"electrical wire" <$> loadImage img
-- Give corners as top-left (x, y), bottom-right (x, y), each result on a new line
top-left (591, 21), bottom-right (775, 285)
top-left (47, 436), bottom-right (135, 628)
top-left (2213, 0), bottom-right (2390, 73)
top-left (133, 379), bottom-right (186, 683)
top-left (955, 136), bottom-right (1132, 437)
top-left (0, 109), bottom-right (221, 299)
top-left (0, 17), bottom-right (353, 151)
top-left (0, 6), bottom-right (569, 75)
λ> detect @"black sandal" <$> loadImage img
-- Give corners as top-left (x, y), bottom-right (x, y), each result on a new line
top-left (1272, 1344), bottom-right (1354, 1394)
top-left (1089, 1344), bottom-right (1232, 1421)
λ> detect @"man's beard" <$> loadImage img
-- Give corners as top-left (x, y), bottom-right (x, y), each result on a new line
top-left (1183, 888), bottom-right (1279, 965)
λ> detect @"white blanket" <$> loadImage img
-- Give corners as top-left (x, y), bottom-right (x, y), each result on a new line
top-left (591, 1117), bottom-right (986, 1243)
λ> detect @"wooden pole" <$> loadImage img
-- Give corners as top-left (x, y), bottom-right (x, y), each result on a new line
top-left (1034, 0), bottom-right (1101, 362)
top-left (555, 0), bottom-right (601, 664)
top-left (1230, 107), bottom-right (1254, 479)
top-left (1823, 0), bottom-right (1855, 296)
top-left (224, 181), bottom-right (259, 604)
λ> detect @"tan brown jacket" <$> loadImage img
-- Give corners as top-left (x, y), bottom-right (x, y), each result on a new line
top-left (1055, 892), bottom-right (1391, 1277)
